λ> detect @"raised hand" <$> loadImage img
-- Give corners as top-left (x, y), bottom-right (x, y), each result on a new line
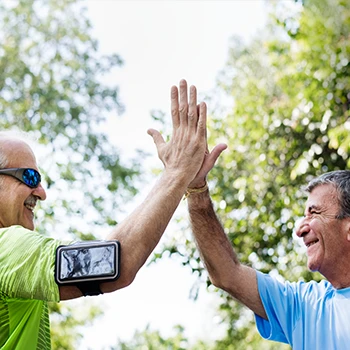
top-left (148, 79), bottom-right (209, 186)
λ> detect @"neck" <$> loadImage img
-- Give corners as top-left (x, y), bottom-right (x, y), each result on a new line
top-left (329, 279), bottom-right (350, 289)
top-left (322, 264), bottom-right (350, 290)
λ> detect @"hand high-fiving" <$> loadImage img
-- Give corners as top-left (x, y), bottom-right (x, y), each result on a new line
top-left (148, 79), bottom-right (227, 189)
top-left (148, 79), bottom-right (210, 186)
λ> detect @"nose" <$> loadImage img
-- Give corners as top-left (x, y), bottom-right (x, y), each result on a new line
top-left (33, 183), bottom-right (47, 201)
top-left (295, 217), bottom-right (310, 237)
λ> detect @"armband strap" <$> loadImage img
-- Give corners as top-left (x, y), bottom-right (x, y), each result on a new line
top-left (77, 282), bottom-right (103, 296)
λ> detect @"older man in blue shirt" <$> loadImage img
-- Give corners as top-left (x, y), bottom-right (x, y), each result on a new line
top-left (186, 157), bottom-right (350, 349)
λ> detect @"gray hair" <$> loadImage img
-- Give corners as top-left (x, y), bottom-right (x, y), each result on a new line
top-left (306, 170), bottom-right (350, 219)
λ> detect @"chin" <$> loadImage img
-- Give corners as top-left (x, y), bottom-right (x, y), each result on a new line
top-left (307, 260), bottom-right (320, 272)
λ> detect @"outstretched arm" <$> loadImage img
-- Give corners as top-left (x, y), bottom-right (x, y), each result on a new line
top-left (186, 134), bottom-right (267, 319)
top-left (59, 80), bottom-right (209, 300)
top-left (187, 190), bottom-right (266, 319)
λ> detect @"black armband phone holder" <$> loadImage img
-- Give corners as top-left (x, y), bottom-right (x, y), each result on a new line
top-left (55, 240), bottom-right (120, 296)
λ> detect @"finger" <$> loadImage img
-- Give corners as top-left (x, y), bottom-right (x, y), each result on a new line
top-left (197, 104), bottom-right (207, 143)
top-left (197, 102), bottom-right (207, 137)
top-left (147, 128), bottom-right (165, 148)
top-left (170, 85), bottom-right (180, 129)
top-left (199, 103), bottom-right (209, 151)
top-left (179, 79), bottom-right (188, 125)
top-left (188, 85), bottom-right (197, 128)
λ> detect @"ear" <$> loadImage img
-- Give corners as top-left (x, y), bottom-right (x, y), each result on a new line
top-left (345, 218), bottom-right (350, 242)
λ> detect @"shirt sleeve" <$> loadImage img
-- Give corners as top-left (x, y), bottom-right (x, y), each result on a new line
top-left (254, 271), bottom-right (300, 345)
top-left (0, 225), bottom-right (63, 302)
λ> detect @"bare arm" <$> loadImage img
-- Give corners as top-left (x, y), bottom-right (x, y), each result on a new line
top-left (187, 189), bottom-right (267, 319)
top-left (59, 80), bottom-right (208, 300)
top-left (184, 133), bottom-right (267, 318)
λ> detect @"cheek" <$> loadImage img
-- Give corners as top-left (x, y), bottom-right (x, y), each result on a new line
top-left (7, 196), bottom-right (24, 216)
top-left (309, 219), bottom-right (322, 234)
top-left (309, 216), bottom-right (329, 232)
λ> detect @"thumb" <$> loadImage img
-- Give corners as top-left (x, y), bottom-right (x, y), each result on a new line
top-left (209, 143), bottom-right (227, 164)
top-left (208, 143), bottom-right (227, 169)
top-left (195, 143), bottom-right (227, 181)
top-left (147, 128), bottom-right (165, 149)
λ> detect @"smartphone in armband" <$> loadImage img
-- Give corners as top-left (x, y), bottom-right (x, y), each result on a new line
top-left (55, 240), bottom-right (120, 296)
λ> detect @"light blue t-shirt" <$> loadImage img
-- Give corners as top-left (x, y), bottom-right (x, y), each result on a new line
top-left (255, 271), bottom-right (350, 349)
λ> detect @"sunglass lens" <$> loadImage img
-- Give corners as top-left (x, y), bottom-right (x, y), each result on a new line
top-left (23, 169), bottom-right (41, 188)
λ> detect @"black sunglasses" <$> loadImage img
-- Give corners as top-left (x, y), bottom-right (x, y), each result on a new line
top-left (0, 168), bottom-right (41, 188)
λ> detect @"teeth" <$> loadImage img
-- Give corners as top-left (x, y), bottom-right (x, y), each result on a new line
top-left (25, 203), bottom-right (35, 211)
top-left (307, 240), bottom-right (318, 248)
top-left (24, 196), bottom-right (37, 212)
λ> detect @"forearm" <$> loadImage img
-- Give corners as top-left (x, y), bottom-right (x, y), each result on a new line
top-left (188, 189), bottom-right (240, 290)
top-left (188, 189), bottom-right (266, 318)
top-left (102, 170), bottom-right (188, 292)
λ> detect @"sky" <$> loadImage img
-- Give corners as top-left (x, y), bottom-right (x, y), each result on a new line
top-left (72, 1), bottom-right (269, 349)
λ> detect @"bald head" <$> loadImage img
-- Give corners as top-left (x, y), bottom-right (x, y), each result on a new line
top-left (0, 137), bottom-right (33, 167)
top-left (0, 131), bottom-right (37, 167)
top-left (0, 133), bottom-right (37, 188)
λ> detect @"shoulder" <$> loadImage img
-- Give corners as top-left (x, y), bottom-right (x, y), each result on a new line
top-left (0, 225), bottom-right (35, 249)
top-left (0, 225), bottom-right (64, 264)
top-left (0, 225), bottom-right (60, 245)
top-left (0, 225), bottom-right (39, 240)
top-left (295, 279), bottom-right (333, 301)
top-left (257, 271), bottom-right (331, 299)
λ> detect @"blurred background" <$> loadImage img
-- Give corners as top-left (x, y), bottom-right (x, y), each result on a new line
top-left (0, 0), bottom-right (349, 349)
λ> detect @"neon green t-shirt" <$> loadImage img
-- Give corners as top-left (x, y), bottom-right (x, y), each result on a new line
top-left (0, 225), bottom-right (61, 349)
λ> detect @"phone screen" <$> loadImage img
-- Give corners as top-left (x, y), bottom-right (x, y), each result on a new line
top-left (59, 244), bottom-right (116, 281)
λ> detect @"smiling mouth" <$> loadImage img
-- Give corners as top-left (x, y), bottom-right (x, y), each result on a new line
top-left (24, 204), bottom-right (35, 212)
top-left (24, 196), bottom-right (38, 213)
top-left (306, 239), bottom-right (319, 248)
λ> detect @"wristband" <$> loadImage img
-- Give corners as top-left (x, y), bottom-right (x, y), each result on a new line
top-left (183, 182), bottom-right (208, 200)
